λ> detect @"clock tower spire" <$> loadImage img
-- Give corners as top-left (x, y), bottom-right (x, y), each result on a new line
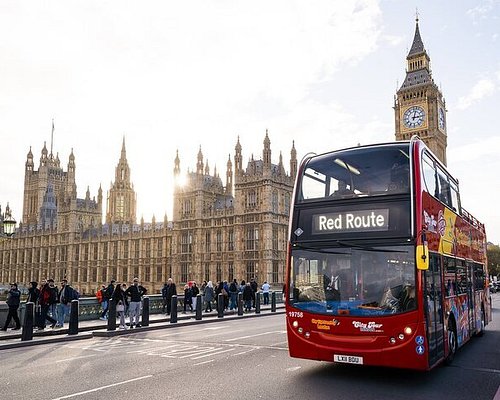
top-left (394, 15), bottom-right (447, 165)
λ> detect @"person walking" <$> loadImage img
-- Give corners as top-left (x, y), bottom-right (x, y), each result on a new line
top-left (112, 282), bottom-right (128, 329)
top-left (48, 279), bottom-right (59, 320)
top-left (183, 284), bottom-right (193, 313)
top-left (2, 283), bottom-right (21, 331)
top-left (56, 279), bottom-right (78, 328)
top-left (125, 277), bottom-right (147, 328)
top-left (250, 278), bottom-right (258, 308)
top-left (161, 282), bottom-right (169, 313)
top-left (165, 278), bottom-right (177, 315)
top-left (37, 280), bottom-right (57, 330)
top-left (204, 281), bottom-right (214, 312)
top-left (191, 282), bottom-right (200, 311)
top-left (242, 282), bottom-right (254, 312)
top-left (26, 281), bottom-right (40, 327)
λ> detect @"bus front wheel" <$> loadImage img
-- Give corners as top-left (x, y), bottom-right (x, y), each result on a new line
top-left (444, 320), bottom-right (457, 365)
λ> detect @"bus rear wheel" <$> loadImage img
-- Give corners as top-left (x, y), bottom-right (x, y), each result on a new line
top-left (444, 321), bottom-right (457, 365)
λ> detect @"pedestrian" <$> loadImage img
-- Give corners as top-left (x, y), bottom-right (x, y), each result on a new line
top-left (100, 280), bottom-right (115, 320)
top-left (183, 284), bottom-right (193, 313)
top-left (96, 284), bottom-right (105, 315)
top-left (261, 281), bottom-right (271, 305)
top-left (243, 282), bottom-right (254, 312)
top-left (250, 278), bottom-right (258, 308)
top-left (1, 283), bottom-right (21, 331)
top-left (204, 281), bottom-right (214, 312)
top-left (125, 277), bottom-right (147, 328)
top-left (161, 282), bottom-right (169, 313)
top-left (48, 279), bottom-right (59, 320)
top-left (229, 279), bottom-right (238, 310)
top-left (37, 279), bottom-right (57, 330)
top-left (191, 282), bottom-right (200, 311)
top-left (165, 278), bottom-right (177, 315)
top-left (56, 279), bottom-right (78, 328)
top-left (112, 282), bottom-right (128, 329)
top-left (27, 281), bottom-right (40, 326)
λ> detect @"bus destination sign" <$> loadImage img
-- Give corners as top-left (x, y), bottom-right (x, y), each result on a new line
top-left (312, 209), bottom-right (389, 234)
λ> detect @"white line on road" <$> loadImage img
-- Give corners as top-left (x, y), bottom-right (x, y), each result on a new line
top-left (50, 375), bottom-right (153, 400)
top-left (225, 330), bottom-right (285, 342)
top-left (55, 354), bottom-right (97, 363)
top-left (191, 347), bottom-right (235, 359)
top-left (193, 359), bottom-right (215, 366)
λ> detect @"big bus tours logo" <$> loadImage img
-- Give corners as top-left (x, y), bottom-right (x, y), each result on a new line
top-left (424, 210), bottom-right (446, 237)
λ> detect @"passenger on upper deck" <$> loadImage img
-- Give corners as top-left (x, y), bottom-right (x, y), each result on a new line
top-left (332, 180), bottom-right (355, 198)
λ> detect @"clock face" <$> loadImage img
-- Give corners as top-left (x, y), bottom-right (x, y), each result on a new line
top-left (439, 108), bottom-right (445, 130)
top-left (403, 106), bottom-right (425, 129)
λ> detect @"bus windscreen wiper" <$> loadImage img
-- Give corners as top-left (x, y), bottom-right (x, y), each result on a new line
top-left (292, 243), bottom-right (349, 255)
top-left (335, 240), bottom-right (408, 253)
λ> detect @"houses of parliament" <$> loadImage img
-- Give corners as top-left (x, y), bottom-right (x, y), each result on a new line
top-left (0, 18), bottom-right (448, 294)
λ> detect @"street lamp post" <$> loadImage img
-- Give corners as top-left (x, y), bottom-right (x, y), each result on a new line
top-left (1, 203), bottom-right (17, 237)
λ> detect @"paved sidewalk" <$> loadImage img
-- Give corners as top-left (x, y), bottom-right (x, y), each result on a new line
top-left (0, 305), bottom-right (285, 350)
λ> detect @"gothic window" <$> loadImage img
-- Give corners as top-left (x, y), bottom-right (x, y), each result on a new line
top-left (284, 193), bottom-right (290, 215)
top-left (245, 226), bottom-right (256, 250)
top-left (246, 190), bottom-right (257, 208)
top-left (272, 261), bottom-right (279, 284)
top-left (272, 227), bottom-right (279, 251)
top-left (205, 232), bottom-right (211, 252)
top-left (246, 261), bottom-right (255, 282)
top-left (216, 230), bottom-right (222, 252)
top-left (204, 263), bottom-right (210, 282)
top-left (216, 262), bottom-right (222, 282)
top-left (228, 262), bottom-right (234, 281)
top-left (272, 190), bottom-right (278, 213)
top-left (117, 195), bottom-right (124, 219)
top-left (228, 229), bottom-right (234, 251)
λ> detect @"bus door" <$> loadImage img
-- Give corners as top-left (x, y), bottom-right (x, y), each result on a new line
top-left (466, 261), bottom-right (475, 332)
top-left (424, 253), bottom-right (445, 366)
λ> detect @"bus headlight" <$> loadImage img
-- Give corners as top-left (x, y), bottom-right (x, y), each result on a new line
top-left (404, 326), bottom-right (412, 335)
top-left (293, 321), bottom-right (299, 328)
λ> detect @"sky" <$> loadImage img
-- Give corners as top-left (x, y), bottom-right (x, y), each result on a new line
top-left (1, 0), bottom-right (499, 244)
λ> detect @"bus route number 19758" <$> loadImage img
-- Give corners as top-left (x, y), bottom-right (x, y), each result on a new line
top-left (288, 311), bottom-right (303, 318)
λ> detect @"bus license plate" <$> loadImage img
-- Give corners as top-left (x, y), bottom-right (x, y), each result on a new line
top-left (334, 354), bottom-right (363, 365)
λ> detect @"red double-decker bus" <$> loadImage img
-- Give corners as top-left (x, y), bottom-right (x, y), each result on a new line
top-left (285, 137), bottom-right (490, 370)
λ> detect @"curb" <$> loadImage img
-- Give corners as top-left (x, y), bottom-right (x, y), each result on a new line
top-left (0, 308), bottom-right (286, 348)
top-left (93, 309), bottom-right (286, 337)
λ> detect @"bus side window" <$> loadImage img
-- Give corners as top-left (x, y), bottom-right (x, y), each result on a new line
top-left (444, 256), bottom-right (456, 296)
top-left (421, 153), bottom-right (438, 197)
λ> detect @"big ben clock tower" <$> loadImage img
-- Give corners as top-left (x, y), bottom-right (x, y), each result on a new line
top-left (395, 16), bottom-right (447, 165)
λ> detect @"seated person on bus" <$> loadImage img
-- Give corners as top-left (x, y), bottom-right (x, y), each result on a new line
top-left (388, 161), bottom-right (409, 191)
top-left (332, 180), bottom-right (355, 198)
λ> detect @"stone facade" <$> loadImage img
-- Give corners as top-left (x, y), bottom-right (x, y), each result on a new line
top-left (0, 131), bottom-right (295, 294)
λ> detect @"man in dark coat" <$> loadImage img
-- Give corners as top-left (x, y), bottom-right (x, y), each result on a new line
top-left (165, 278), bottom-right (177, 315)
top-left (2, 283), bottom-right (21, 331)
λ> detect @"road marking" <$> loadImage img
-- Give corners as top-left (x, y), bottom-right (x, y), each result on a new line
top-left (56, 355), bottom-right (96, 363)
top-left (191, 347), bottom-right (235, 359)
top-left (193, 359), bottom-right (215, 366)
top-left (225, 330), bottom-right (285, 342)
top-left (50, 375), bottom-right (153, 400)
top-left (286, 366), bottom-right (302, 372)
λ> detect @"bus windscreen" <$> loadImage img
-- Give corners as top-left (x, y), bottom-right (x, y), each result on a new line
top-left (289, 244), bottom-right (416, 317)
top-left (299, 144), bottom-right (410, 202)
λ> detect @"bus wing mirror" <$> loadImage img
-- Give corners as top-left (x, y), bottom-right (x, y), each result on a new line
top-left (416, 244), bottom-right (429, 270)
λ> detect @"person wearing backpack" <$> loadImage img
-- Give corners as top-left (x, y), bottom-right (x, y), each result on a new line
top-left (37, 279), bottom-right (57, 330)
